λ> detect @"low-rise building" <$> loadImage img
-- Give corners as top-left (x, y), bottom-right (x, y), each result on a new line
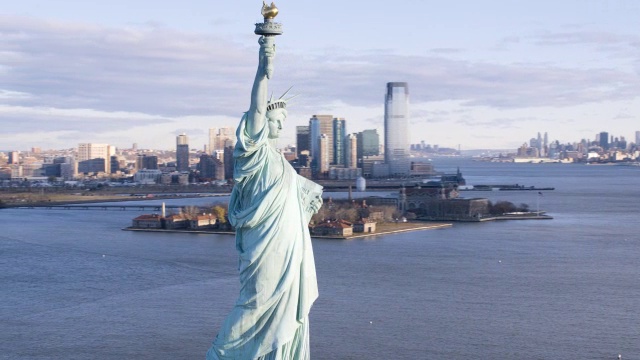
top-left (188, 214), bottom-right (218, 229)
top-left (311, 220), bottom-right (353, 237)
top-left (164, 214), bottom-right (188, 229)
top-left (132, 214), bottom-right (163, 229)
top-left (353, 218), bottom-right (376, 233)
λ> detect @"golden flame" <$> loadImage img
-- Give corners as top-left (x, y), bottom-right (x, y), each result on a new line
top-left (261, 1), bottom-right (279, 19)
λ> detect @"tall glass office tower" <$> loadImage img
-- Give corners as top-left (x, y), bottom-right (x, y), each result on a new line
top-left (333, 118), bottom-right (346, 165)
top-left (176, 134), bottom-right (189, 172)
top-left (384, 82), bottom-right (410, 168)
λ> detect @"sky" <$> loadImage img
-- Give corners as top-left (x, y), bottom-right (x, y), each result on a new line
top-left (1, 0), bottom-right (639, 151)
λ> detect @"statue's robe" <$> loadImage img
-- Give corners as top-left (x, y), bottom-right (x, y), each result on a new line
top-left (207, 114), bottom-right (322, 360)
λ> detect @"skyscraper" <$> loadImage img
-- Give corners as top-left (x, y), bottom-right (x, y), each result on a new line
top-left (224, 145), bottom-right (234, 180)
top-left (77, 143), bottom-right (113, 173)
top-left (599, 132), bottom-right (609, 150)
top-left (309, 115), bottom-right (334, 171)
top-left (384, 82), bottom-right (410, 174)
top-left (318, 134), bottom-right (330, 176)
top-left (296, 125), bottom-right (310, 157)
top-left (136, 155), bottom-right (158, 170)
top-left (309, 115), bottom-right (334, 160)
top-left (198, 154), bottom-right (224, 180)
top-left (8, 151), bottom-right (19, 165)
top-left (208, 128), bottom-right (217, 155)
top-left (635, 131), bottom-right (640, 145)
top-left (333, 118), bottom-right (346, 165)
top-left (216, 127), bottom-right (235, 150)
top-left (176, 134), bottom-right (189, 172)
top-left (357, 129), bottom-right (380, 158)
top-left (345, 133), bottom-right (358, 168)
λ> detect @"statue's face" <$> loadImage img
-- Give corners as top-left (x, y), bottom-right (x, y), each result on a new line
top-left (267, 109), bottom-right (287, 139)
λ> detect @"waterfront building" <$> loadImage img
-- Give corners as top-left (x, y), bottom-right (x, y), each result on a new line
top-left (333, 118), bottom-right (346, 165)
top-left (353, 219), bottom-right (376, 233)
top-left (134, 169), bottom-right (162, 184)
top-left (636, 131), bottom-right (640, 146)
top-left (176, 134), bottom-right (189, 172)
top-left (132, 214), bottom-right (163, 229)
top-left (311, 220), bottom-right (353, 237)
top-left (188, 214), bottom-right (218, 230)
top-left (384, 82), bottom-right (410, 176)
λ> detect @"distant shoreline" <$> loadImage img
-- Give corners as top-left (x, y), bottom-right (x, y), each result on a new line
top-left (0, 192), bottom-right (229, 208)
top-left (122, 222), bottom-right (454, 239)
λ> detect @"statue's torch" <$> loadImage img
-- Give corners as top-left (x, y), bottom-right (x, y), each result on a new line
top-left (254, 1), bottom-right (283, 79)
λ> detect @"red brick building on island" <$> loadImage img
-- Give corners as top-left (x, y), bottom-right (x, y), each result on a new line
top-left (311, 220), bottom-right (353, 237)
top-left (132, 214), bottom-right (163, 229)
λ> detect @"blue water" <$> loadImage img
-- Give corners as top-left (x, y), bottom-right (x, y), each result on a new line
top-left (1, 160), bottom-right (639, 359)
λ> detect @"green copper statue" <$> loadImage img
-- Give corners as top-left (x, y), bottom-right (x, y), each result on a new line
top-left (207, 3), bottom-right (323, 359)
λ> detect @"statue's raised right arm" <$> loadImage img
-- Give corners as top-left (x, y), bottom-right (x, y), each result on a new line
top-left (246, 35), bottom-right (275, 138)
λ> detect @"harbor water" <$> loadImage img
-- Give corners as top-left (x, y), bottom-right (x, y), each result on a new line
top-left (1, 159), bottom-right (639, 359)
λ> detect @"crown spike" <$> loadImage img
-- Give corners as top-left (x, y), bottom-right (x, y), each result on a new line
top-left (279, 86), bottom-right (294, 100)
top-left (284, 93), bottom-right (299, 102)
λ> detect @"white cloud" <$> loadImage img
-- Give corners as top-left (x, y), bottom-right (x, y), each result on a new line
top-left (1, 16), bottom-right (639, 150)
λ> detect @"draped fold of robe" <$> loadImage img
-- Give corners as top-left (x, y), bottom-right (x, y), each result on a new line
top-left (207, 113), bottom-right (322, 360)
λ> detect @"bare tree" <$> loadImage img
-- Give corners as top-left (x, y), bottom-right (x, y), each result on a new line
top-left (182, 205), bottom-right (201, 220)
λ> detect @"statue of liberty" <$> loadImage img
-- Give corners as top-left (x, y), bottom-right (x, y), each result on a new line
top-left (206, 5), bottom-right (323, 359)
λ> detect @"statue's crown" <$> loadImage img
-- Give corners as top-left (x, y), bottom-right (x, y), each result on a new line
top-left (266, 87), bottom-right (296, 112)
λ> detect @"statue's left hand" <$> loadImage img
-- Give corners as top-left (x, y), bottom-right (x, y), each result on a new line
top-left (308, 195), bottom-right (323, 214)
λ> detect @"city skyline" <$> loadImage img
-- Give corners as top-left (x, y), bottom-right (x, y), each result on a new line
top-left (1, 1), bottom-right (639, 151)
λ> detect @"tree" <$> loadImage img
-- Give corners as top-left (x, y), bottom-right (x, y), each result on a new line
top-left (310, 205), bottom-right (327, 224)
top-left (212, 205), bottom-right (227, 224)
top-left (334, 208), bottom-right (359, 223)
top-left (182, 205), bottom-right (201, 220)
top-left (489, 201), bottom-right (517, 215)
